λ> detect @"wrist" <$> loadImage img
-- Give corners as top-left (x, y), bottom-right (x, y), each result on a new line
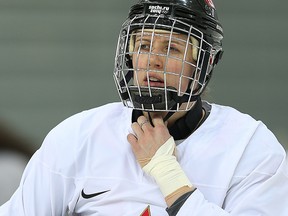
top-left (143, 137), bottom-right (192, 197)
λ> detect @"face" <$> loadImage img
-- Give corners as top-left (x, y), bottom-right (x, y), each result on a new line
top-left (132, 30), bottom-right (196, 94)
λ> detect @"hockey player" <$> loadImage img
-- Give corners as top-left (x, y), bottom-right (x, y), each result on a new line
top-left (1, 0), bottom-right (288, 215)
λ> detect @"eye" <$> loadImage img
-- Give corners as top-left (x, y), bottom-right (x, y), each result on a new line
top-left (134, 42), bottom-right (150, 52)
top-left (139, 44), bottom-right (150, 50)
top-left (169, 46), bottom-right (180, 52)
top-left (166, 44), bottom-right (182, 55)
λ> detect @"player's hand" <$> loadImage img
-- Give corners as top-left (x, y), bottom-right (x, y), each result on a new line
top-left (128, 115), bottom-right (194, 204)
top-left (127, 115), bottom-right (171, 167)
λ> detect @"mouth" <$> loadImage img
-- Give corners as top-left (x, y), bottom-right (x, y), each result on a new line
top-left (144, 76), bottom-right (165, 87)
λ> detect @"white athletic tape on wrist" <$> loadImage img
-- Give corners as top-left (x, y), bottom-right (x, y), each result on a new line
top-left (143, 136), bottom-right (192, 197)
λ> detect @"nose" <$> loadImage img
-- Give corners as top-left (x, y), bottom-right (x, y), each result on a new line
top-left (148, 52), bottom-right (164, 69)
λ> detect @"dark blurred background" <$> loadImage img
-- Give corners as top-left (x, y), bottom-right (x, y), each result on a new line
top-left (0, 0), bottom-right (287, 204)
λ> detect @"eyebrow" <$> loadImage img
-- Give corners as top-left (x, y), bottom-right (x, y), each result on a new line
top-left (135, 38), bottom-right (150, 44)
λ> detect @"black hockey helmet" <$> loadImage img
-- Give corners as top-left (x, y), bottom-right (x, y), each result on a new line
top-left (113, 0), bottom-right (224, 112)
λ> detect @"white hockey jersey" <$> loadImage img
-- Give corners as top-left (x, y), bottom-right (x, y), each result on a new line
top-left (1, 102), bottom-right (287, 215)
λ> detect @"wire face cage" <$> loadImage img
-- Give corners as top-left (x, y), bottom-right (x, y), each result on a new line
top-left (113, 14), bottom-right (215, 112)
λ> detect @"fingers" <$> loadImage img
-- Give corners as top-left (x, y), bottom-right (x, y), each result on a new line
top-left (137, 115), bottom-right (152, 130)
top-left (136, 115), bottom-right (167, 131)
top-left (129, 114), bottom-right (168, 142)
top-left (127, 133), bottom-right (138, 148)
top-left (151, 115), bottom-right (165, 127)
top-left (129, 116), bottom-right (151, 139)
top-left (139, 119), bottom-right (149, 129)
top-left (128, 114), bottom-right (171, 168)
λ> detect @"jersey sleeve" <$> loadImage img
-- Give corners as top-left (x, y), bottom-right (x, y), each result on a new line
top-left (175, 157), bottom-right (288, 216)
top-left (174, 121), bottom-right (288, 216)
top-left (0, 150), bottom-right (76, 215)
top-left (0, 113), bottom-right (83, 216)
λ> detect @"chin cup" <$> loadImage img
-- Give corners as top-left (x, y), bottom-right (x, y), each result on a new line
top-left (129, 87), bottom-right (177, 111)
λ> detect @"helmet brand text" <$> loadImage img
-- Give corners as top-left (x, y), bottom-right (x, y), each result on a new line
top-left (147, 4), bottom-right (172, 15)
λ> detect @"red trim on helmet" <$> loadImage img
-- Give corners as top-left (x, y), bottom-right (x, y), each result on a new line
top-left (205, 0), bottom-right (215, 8)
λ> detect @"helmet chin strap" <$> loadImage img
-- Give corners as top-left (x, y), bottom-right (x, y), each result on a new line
top-left (162, 90), bottom-right (199, 122)
top-left (162, 78), bottom-right (201, 122)
top-left (147, 111), bottom-right (154, 127)
top-left (162, 106), bottom-right (178, 122)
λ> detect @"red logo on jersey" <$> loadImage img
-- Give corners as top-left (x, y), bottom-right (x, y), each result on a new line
top-left (205, 0), bottom-right (215, 8)
top-left (140, 205), bottom-right (151, 216)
